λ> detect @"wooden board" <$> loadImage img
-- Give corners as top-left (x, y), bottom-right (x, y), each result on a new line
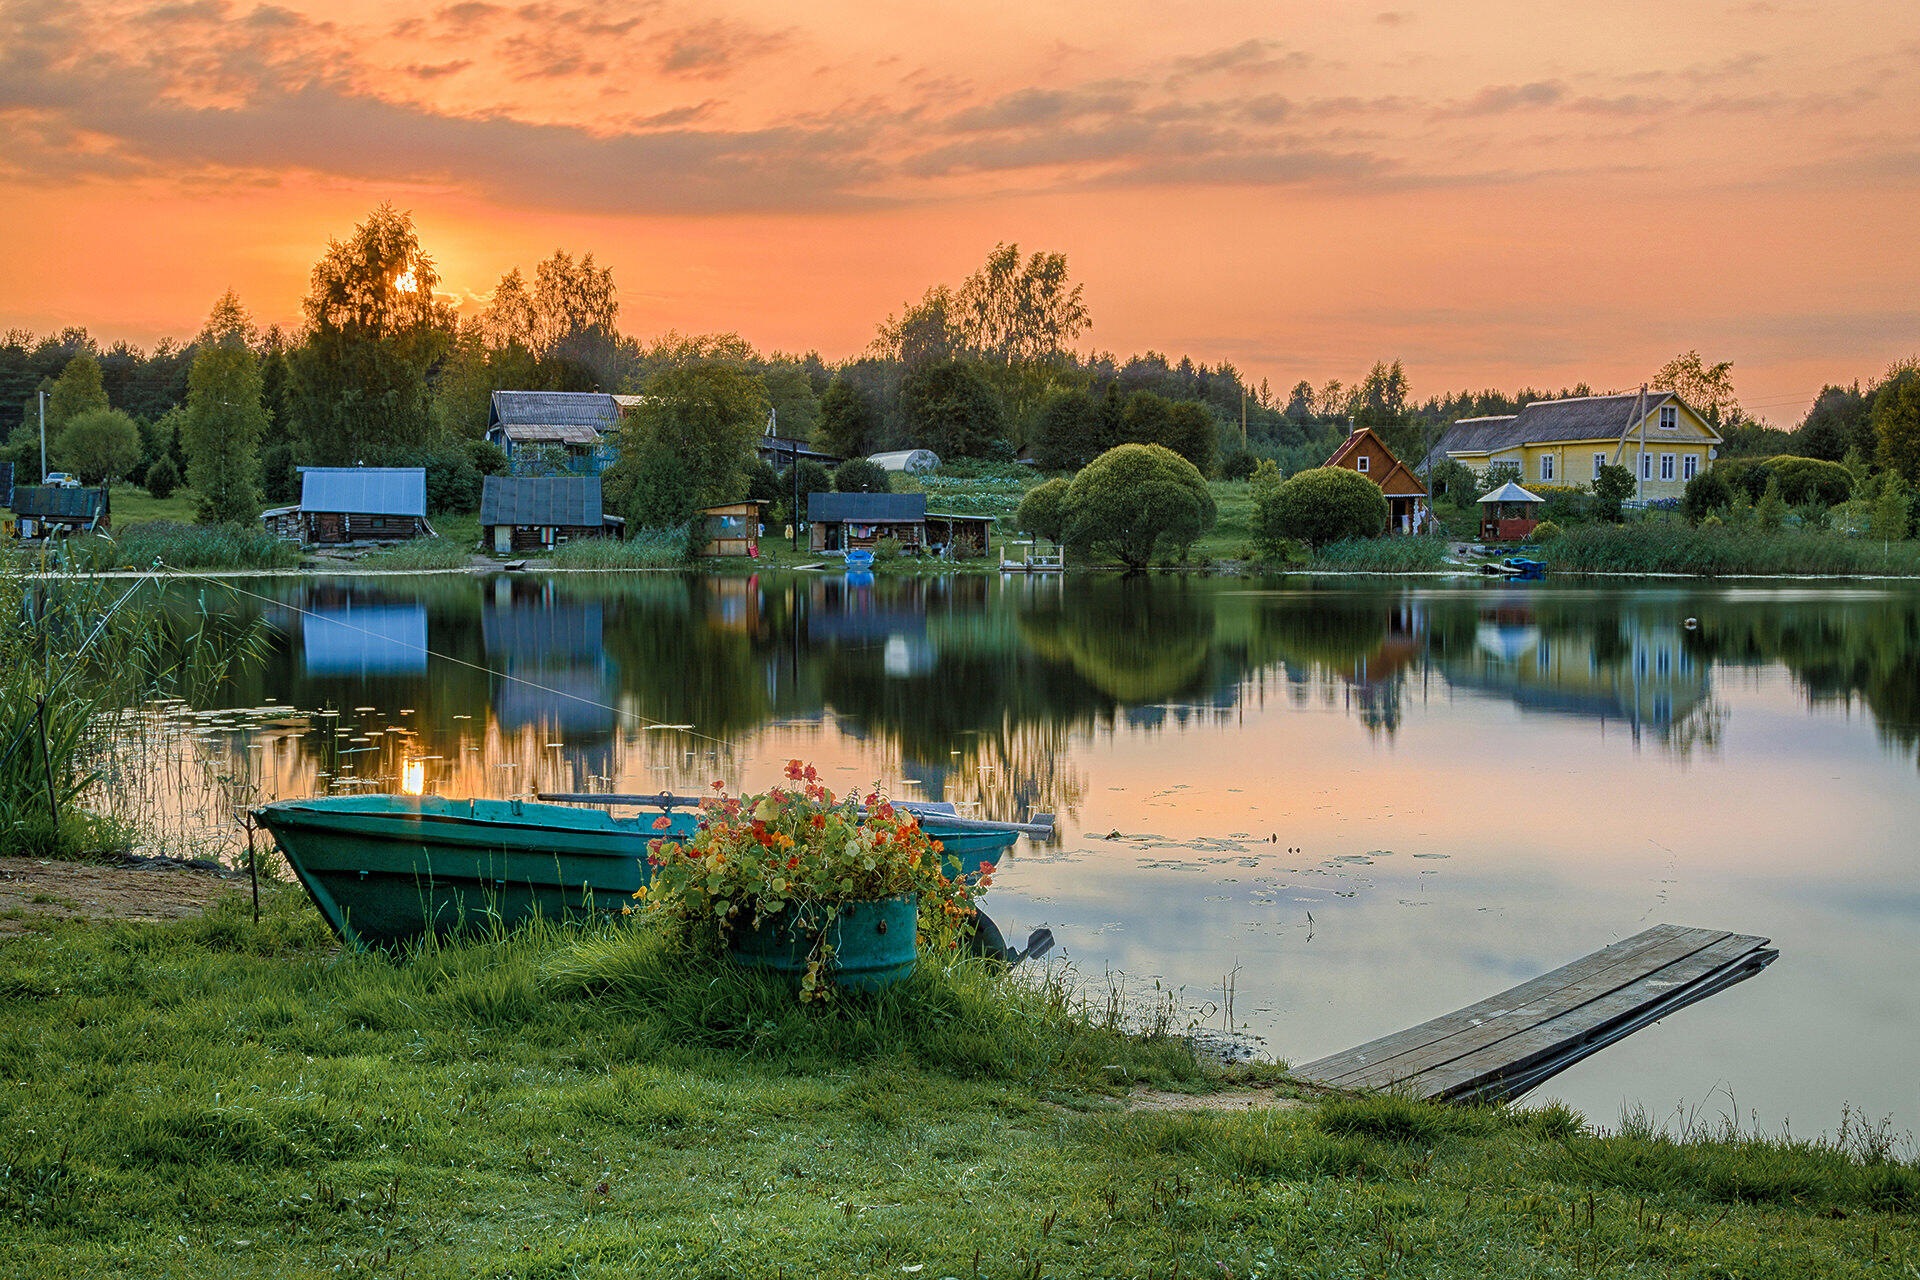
top-left (1293, 924), bottom-right (1776, 1104)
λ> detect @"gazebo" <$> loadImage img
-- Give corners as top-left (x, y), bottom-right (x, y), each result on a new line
top-left (1477, 480), bottom-right (1545, 541)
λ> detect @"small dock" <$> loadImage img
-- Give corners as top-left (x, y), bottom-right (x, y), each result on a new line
top-left (1293, 924), bottom-right (1777, 1104)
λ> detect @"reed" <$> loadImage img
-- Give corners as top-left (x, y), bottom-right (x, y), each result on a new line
top-left (1540, 523), bottom-right (1920, 576)
top-left (70, 520), bottom-right (301, 571)
top-left (549, 527), bottom-right (690, 569)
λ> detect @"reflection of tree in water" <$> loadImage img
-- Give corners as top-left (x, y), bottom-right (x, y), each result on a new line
top-left (1686, 596), bottom-right (1920, 766)
top-left (1242, 592), bottom-right (1412, 735)
top-left (1017, 577), bottom-right (1216, 703)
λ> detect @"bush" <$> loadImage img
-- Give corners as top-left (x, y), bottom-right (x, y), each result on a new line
top-left (1683, 468), bottom-right (1733, 523)
top-left (1531, 484), bottom-right (1589, 523)
top-left (833, 458), bottom-right (891, 493)
top-left (1256, 466), bottom-right (1388, 548)
top-left (618, 445), bottom-right (702, 529)
top-left (1716, 455), bottom-right (1854, 507)
top-left (1532, 519), bottom-right (1564, 542)
top-left (421, 445), bottom-right (483, 515)
top-left (54, 407), bottom-right (143, 485)
top-left (143, 456), bottom-right (180, 500)
top-left (1219, 450), bottom-right (1258, 481)
top-left (1060, 444), bottom-right (1215, 569)
top-left (1014, 476), bottom-right (1071, 543)
top-left (1593, 463), bottom-right (1635, 521)
top-left (1755, 477), bottom-right (1788, 531)
top-left (871, 535), bottom-right (904, 561)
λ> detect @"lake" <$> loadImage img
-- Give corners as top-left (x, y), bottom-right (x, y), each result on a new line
top-left (147, 570), bottom-right (1920, 1138)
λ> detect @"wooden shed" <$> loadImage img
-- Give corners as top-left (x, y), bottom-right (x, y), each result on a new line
top-left (297, 468), bottom-right (430, 545)
top-left (698, 501), bottom-right (765, 557)
top-left (479, 475), bottom-right (621, 554)
top-left (807, 492), bottom-right (929, 553)
top-left (925, 511), bottom-right (995, 559)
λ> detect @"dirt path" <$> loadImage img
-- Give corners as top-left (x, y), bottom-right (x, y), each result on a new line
top-left (1125, 1085), bottom-right (1304, 1112)
top-left (0, 856), bottom-right (239, 936)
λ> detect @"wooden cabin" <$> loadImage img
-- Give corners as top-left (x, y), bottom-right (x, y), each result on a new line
top-left (10, 483), bottom-right (110, 538)
top-left (698, 501), bottom-right (765, 556)
top-left (807, 492), bottom-right (928, 553)
top-left (479, 475), bottom-right (621, 554)
top-left (1325, 427), bottom-right (1429, 533)
top-left (486, 391), bottom-right (621, 476)
top-left (295, 468), bottom-right (430, 545)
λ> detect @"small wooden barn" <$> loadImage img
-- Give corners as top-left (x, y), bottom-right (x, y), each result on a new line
top-left (698, 501), bottom-right (765, 557)
top-left (479, 475), bottom-right (622, 554)
top-left (1325, 427), bottom-right (1429, 533)
top-left (807, 492), bottom-right (929, 553)
top-left (11, 484), bottom-right (110, 538)
top-left (296, 468), bottom-right (430, 545)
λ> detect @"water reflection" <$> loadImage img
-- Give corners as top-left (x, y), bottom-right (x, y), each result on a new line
top-left (142, 573), bottom-right (1920, 1133)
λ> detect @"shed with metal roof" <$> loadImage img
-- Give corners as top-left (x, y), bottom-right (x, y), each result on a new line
top-left (295, 468), bottom-right (430, 545)
top-left (478, 474), bottom-right (621, 554)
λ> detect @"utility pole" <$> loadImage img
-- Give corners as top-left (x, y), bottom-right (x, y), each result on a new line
top-left (38, 390), bottom-right (47, 482)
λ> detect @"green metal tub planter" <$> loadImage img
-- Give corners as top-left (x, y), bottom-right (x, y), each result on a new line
top-left (727, 894), bottom-right (920, 993)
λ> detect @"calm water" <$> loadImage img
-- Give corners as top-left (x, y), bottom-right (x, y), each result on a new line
top-left (155, 570), bottom-right (1920, 1137)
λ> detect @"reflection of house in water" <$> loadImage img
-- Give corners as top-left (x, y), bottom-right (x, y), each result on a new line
top-left (483, 580), bottom-right (617, 783)
top-left (300, 602), bottom-right (427, 676)
top-left (806, 579), bottom-right (935, 677)
top-left (1443, 605), bottom-right (1712, 739)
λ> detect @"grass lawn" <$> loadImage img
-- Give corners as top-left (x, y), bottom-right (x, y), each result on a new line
top-left (2, 891), bottom-right (1914, 1278)
top-left (107, 484), bottom-right (199, 527)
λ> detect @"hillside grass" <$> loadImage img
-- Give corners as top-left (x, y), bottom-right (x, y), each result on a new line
top-left (2, 894), bottom-right (1914, 1278)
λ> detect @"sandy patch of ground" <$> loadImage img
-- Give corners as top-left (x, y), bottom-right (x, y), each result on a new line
top-left (0, 856), bottom-right (238, 936)
top-left (1126, 1086), bottom-right (1305, 1112)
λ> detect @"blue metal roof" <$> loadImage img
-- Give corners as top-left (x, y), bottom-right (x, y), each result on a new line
top-left (298, 468), bottom-right (427, 517)
top-left (806, 492), bottom-right (926, 523)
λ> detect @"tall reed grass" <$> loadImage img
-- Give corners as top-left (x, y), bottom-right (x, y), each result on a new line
top-left (1306, 537), bottom-right (1449, 571)
top-left (1540, 523), bottom-right (1920, 576)
top-left (353, 537), bottom-right (473, 570)
top-left (69, 520), bottom-right (300, 571)
top-left (549, 526), bottom-right (690, 569)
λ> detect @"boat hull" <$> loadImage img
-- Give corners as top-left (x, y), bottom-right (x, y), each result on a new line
top-left (254, 795), bottom-right (1015, 949)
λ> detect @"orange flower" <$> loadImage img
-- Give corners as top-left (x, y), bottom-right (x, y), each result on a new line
top-left (651, 815), bottom-right (672, 830)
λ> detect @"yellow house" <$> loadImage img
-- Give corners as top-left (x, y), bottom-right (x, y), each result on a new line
top-left (1423, 391), bottom-right (1722, 501)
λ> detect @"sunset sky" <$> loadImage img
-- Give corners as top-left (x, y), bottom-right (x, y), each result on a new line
top-left (2, 0), bottom-right (1916, 419)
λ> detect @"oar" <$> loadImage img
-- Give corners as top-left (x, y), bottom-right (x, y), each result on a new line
top-left (535, 792), bottom-right (1057, 838)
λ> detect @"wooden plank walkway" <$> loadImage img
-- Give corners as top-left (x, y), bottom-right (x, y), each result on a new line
top-left (1293, 924), bottom-right (1778, 1105)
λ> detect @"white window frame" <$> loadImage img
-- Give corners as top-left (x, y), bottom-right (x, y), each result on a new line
top-left (1660, 453), bottom-right (1676, 482)
top-left (1682, 454), bottom-right (1699, 481)
top-left (1641, 453), bottom-right (1653, 480)
top-left (1594, 453), bottom-right (1607, 480)
top-left (1659, 405), bottom-right (1678, 430)
top-left (1356, 455), bottom-right (1369, 473)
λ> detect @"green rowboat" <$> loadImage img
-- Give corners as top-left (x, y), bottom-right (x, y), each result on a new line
top-left (252, 794), bottom-right (1030, 950)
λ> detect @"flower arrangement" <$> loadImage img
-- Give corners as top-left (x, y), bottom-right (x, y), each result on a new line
top-left (639, 761), bottom-right (985, 999)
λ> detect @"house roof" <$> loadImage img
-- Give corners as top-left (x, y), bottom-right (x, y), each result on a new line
top-left (1423, 392), bottom-right (1712, 469)
top-left (807, 492), bottom-right (927, 523)
top-left (298, 467), bottom-right (427, 517)
top-left (1478, 480), bottom-right (1545, 504)
top-left (489, 390), bottom-right (621, 431)
top-left (11, 484), bottom-right (105, 520)
top-left (1325, 427), bottom-right (1428, 498)
top-left (479, 474), bottom-right (604, 526)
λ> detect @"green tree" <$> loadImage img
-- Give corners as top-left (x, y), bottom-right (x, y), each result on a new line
top-left (608, 363), bottom-right (767, 512)
top-left (1593, 462), bottom-right (1635, 521)
top-left (621, 443), bottom-right (701, 530)
top-left (1258, 466), bottom-right (1388, 548)
top-left (833, 458), bottom-right (891, 493)
top-left (1653, 351), bottom-right (1739, 426)
top-left (144, 456), bottom-right (180, 499)
top-left (763, 362), bottom-right (821, 442)
top-left (288, 205), bottom-right (452, 465)
top-left (900, 362), bottom-right (1006, 459)
top-left (1872, 361), bottom-right (1920, 485)
top-left (46, 352), bottom-right (109, 436)
top-left (1032, 390), bottom-right (1099, 471)
top-left (815, 376), bottom-right (879, 459)
top-left (1165, 401), bottom-right (1218, 476)
top-left (52, 408), bottom-right (140, 484)
top-left (182, 292), bottom-right (268, 525)
top-left (1061, 444), bottom-right (1216, 568)
top-left (1754, 476), bottom-right (1787, 532)
top-left (1870, 473), bottom-right (1911, 540)
top-left (1015, 476), bottom-right (1071, 543)
top-left (1794, 384), bottom-right (1871, 461)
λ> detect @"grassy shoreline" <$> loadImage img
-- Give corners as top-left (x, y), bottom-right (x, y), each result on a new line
top-left (2, 891), bottom-right (1915, 1278)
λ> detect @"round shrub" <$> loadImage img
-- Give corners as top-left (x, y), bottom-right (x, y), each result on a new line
top-left (1015, 475), bottom-right (1071, 543)
top-left (1768, 456), bottom-right (1853, 507)
top-left (1682, 469), bottom-right (1732, 524)
top-left (1532, 520), bottom-right (1563, 542)
top-left (144, 456), bottom-right (181, 500)
top-left (833, 458), bottom-right (891, 493)
top-left (1255, 466), bottom-right (1388, 548)
top-left (1061, 444), bottom-right (1216, 569)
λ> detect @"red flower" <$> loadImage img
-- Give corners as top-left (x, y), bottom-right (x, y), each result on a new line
top-left (651, 815), bottom-right (672, 830)
top-left (802, 764), bottom-right (818, 783)
top-left (786, 855), bottom-right (799, 870)
top-left (711, 780), bottom-right (726, 790)
top-left (785, 759), bottom-right (804, 780)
